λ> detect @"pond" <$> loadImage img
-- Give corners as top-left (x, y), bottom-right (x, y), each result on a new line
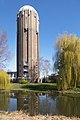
top-left (0, 90), bottom-right (80, 117)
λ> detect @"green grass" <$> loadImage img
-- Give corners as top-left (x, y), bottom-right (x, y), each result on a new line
top-left (5, 83), bottom-right (80, 95)
top-left (10, 83), bottom-right (57, 92)
top-left (22, 83), bottom-right (57, 91)
top-left (72, 87), bottom-right (80, 92)
top-left (10, 83), bottom-right (27, 90)
top-left (58, 87), bottom-right (80, 96)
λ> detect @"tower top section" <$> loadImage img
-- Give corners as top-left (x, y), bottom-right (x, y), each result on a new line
top-left (19, 5), bottom-right (39, 16)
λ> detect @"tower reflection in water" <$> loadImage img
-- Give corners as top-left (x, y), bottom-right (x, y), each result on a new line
top-left (17, 92), bottom-right (40, 116)
top-left (0, 91), bottom-right (80, 117)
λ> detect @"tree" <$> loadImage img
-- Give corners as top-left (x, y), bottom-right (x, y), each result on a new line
top-left (0, 70), bottom-right (10, 89)
top-left (28, 66), bottom-right (38, 83)
top-left (40, 57), bottom-right (52, 79)
top-left (54, 33), bottom-right (80, 90)
top-left (0, 30), bottom-right (11, 70)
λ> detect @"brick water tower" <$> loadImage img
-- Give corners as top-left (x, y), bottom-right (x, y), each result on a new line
top-left (17, 5), bottom-right (40, 82)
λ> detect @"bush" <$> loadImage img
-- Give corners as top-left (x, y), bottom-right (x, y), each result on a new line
top-left (20, 79), bottom-right (28, 84)
top-left (0, 71), bottom-right (10, 89)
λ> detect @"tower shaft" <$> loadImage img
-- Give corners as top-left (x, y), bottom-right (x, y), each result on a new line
top-left (17, 6), bottom-right (40, 82)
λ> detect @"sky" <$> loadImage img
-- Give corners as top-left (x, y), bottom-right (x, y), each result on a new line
top-left (0, 0), bottom-right (80, 72)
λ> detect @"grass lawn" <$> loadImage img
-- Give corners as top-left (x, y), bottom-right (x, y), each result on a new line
top-left (10, 83), bottom-right (57, 92)
top-left (10, 83), bottom-right (27, 90)
top-left (3, 83), bottom-right (80, 95)
top-left (23, 83), bottom-right (57, 91)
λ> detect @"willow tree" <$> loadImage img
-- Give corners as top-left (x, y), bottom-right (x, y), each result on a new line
top-left (0, 71), bottom-right (10, 89)
top-left (54, 34), bottom-right (80, 90)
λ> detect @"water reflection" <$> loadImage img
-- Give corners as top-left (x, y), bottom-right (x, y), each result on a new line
top-left (17, 92), bottom-right (40, 115)
top-left (0, 91), bottom-right (10, 111)
top-left (0, 91), bottom-right (80, 117)
top-left (56, 95), bottom-right (80, 117)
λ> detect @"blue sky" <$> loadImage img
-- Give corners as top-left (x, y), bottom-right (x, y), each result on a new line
top-left (0, 0), bottom-right (80, 71)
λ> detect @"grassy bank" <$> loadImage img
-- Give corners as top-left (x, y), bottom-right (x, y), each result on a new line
top-left (59, 87), bottom-right (80, 97)
top-left (10, 83), bottom-right (57, 92)
top-left (8, 83), bottom-right (80, 95)
top-left (22, 83), bottom-right (57, 91)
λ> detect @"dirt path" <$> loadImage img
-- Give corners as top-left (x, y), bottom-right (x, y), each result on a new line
top-left (0, 111), bottom-right (80, 120)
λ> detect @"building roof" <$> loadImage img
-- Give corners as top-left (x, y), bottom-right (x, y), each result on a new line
top-left (19, 5), bottom-right (38, 16)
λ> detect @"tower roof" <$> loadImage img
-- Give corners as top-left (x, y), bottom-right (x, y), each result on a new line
top-left (19, 5), bottom-right (38, 16)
